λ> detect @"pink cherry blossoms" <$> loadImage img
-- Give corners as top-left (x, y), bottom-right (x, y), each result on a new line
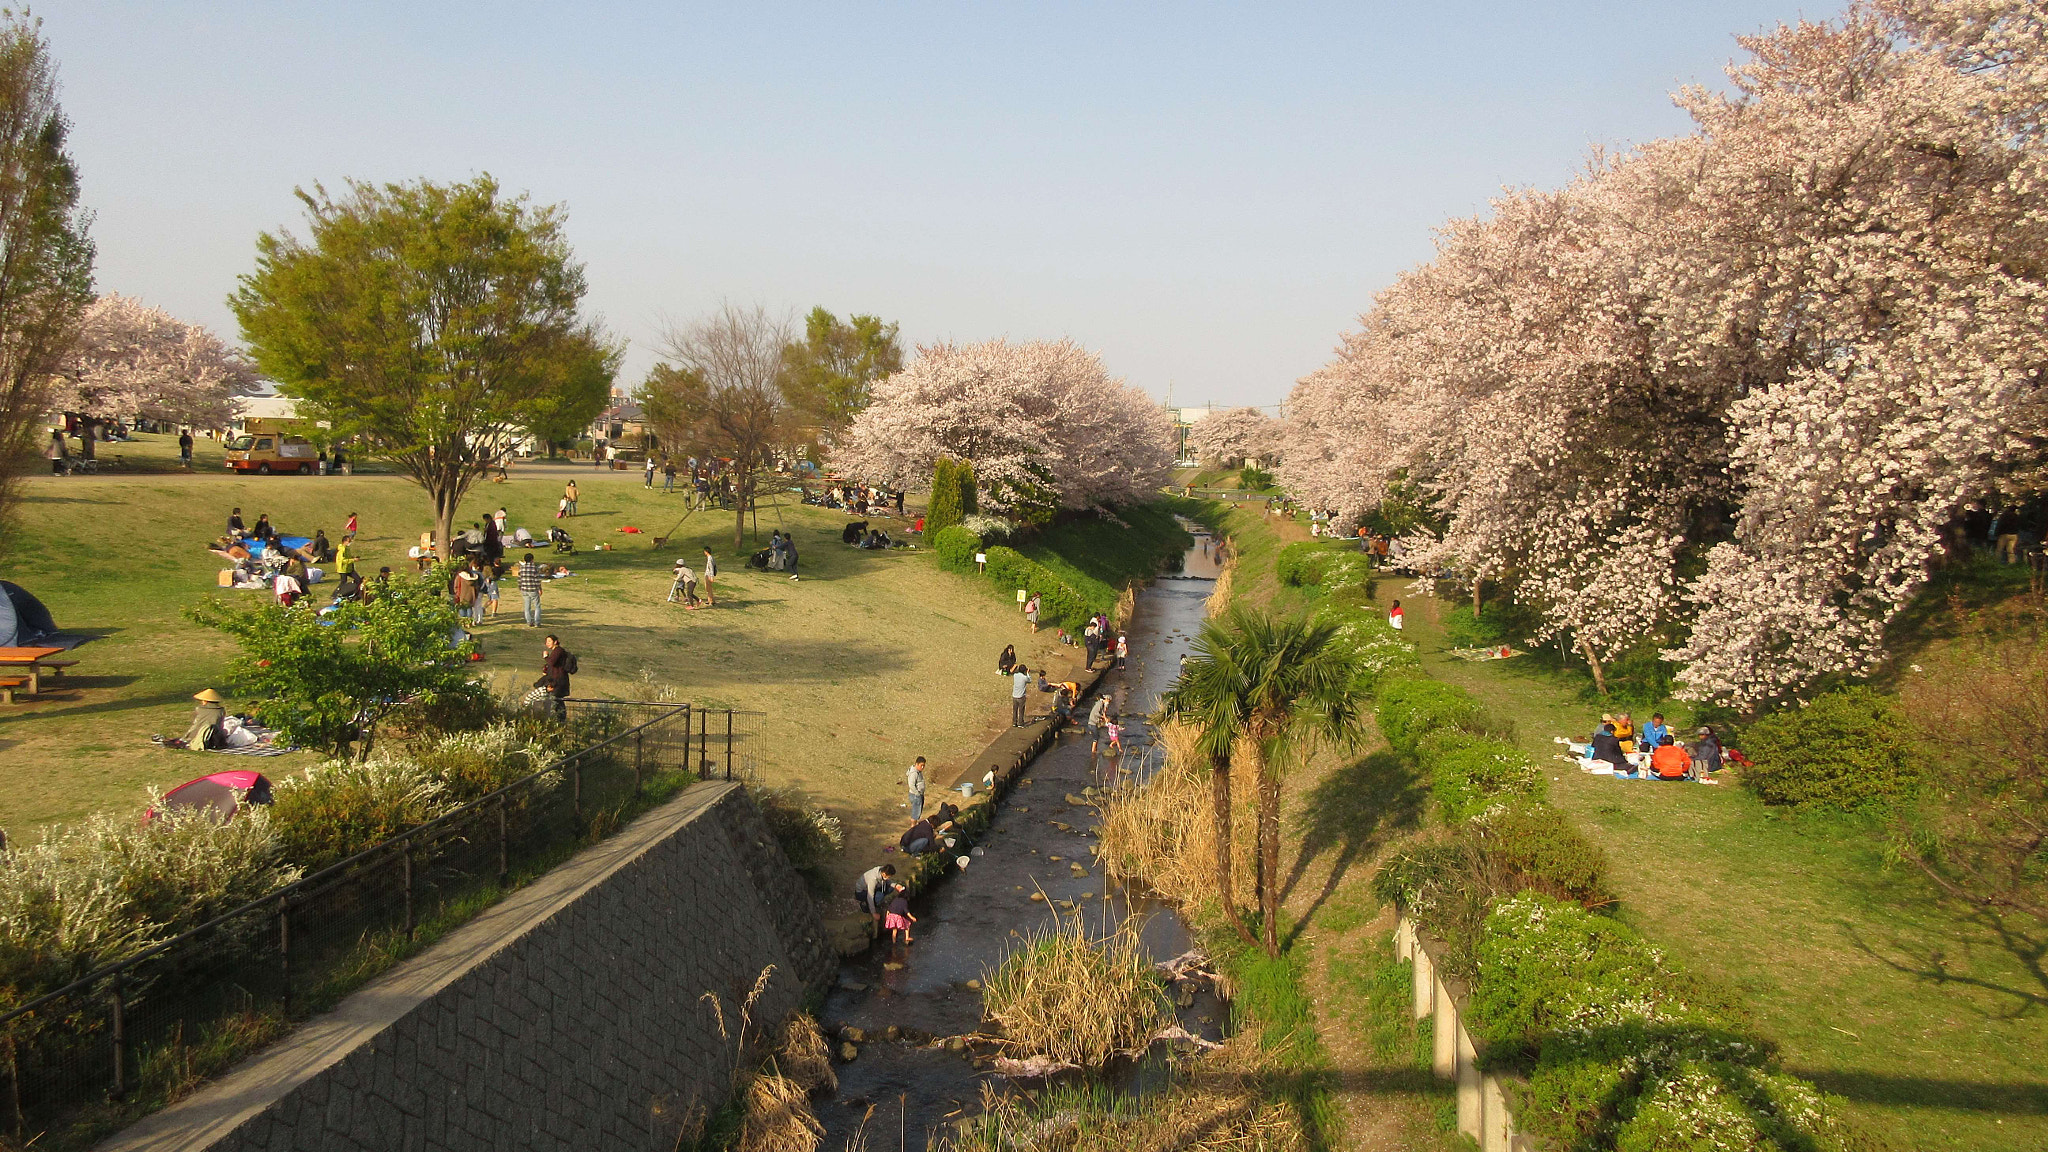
top-left (832, 338), bottom-right (1177, 516)
top-left (1279, 0), bottom-right (2048, 707)
top-left (49, 294), bottom-right (255, 427)
top-left (1186, 406), bottom-right (1282, 468)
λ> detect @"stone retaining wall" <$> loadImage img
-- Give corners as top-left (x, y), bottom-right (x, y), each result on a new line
top-left (99, 781), bottom-right (831, 1152)
top-left (1395, 915), bottom-right (1536, 1152)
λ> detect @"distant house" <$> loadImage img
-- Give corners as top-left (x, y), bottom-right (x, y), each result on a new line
top-left (587, 392), bottom-right (655, 455)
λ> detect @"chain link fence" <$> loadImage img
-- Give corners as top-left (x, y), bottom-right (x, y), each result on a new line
top-left (0, 703), bottom-right (761, 1148)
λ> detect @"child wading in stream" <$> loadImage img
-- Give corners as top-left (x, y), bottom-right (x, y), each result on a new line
top-left (885, 893), bottom-right (916, 945)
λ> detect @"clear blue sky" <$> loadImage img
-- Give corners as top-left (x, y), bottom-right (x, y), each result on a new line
top-left (44, 1), bottom-right (1815, 408)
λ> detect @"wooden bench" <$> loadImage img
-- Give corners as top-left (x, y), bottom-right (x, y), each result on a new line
top-left (33, 659), bottom-right (78, 677)
top-left (0, 678), bottom-right (25, 705)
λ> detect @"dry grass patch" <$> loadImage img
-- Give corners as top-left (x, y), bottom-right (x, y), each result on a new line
top-left (1096, 721), bottom-right (1255, 919)
top-left (980, 908), bottom-right (1171, 1070)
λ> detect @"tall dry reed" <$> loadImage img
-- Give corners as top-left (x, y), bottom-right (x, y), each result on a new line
top-left (1207, 556), bottom-right (1235, 616)
top-left (980, 908), bottom-right (1170, 1069)
top-left (1096, 720), bottom-right (1256, 919)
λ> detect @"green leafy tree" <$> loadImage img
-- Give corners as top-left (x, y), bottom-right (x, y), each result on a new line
top-left (1164, 606), bottom-right (1367, 956)
top-left (0, 11), bottom-right (94, 551)
top-left (230, 176), bottom-right (616, 552)
top-left (187, 568), bottom-right (488, 757)
top-left (780, 306), bottom-right (902, 432)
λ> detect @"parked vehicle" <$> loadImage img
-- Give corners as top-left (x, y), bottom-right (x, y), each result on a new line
top-left (224, 418), bottom-right (319, 475)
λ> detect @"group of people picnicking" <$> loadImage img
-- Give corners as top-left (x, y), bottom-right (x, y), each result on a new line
top-left (1572, 711), bottom-right (1729, 782)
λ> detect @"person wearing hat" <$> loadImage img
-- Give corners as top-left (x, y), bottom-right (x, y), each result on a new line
top-left (1689, 726), bottom-right (1724, 778)
top-left (182, 689), bottom-right (228, 750)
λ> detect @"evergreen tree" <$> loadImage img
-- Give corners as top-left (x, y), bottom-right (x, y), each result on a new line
top-left (926, 456), bottom-right (964, 537)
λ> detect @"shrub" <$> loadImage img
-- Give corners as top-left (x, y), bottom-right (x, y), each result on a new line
top-left (1472, 803), bottom-right (1613, 910)
top-left (1275, 540), bottom-right (1354, 586)
top-left (1375, 677), bottom-right (1483, 752)
top-left (1317, 605), bottom-right (1421, 696)
top-left (0, 811), bottom-right (298, 997)
top-left (267, 756), bottom-right (450, 871)
top-left (960, 514), bottom-right (1013, 545)
top-left (411, 724), bottom-right (554, 803)
top-left (744, 781), bottom-right (844, 874)
top-left (1740, 687), bottom-right (1919, 811)
top-left (1420, 730), bottom-right (1542, 820)
top-left (932, 525), bottom-right (983, 574)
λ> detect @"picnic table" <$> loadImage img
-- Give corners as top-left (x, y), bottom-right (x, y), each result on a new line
top-left (0, 646), bottom-right (76, 702)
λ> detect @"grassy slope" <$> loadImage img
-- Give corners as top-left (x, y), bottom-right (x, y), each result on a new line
top-left (1207, 505), bottom-right (1459, 1151)
top-left (1385, 589), bottom-right (2048, 1152)
top-left (1, 445), bottom-right (1103, 899)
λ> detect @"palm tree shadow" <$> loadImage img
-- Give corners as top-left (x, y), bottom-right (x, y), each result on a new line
top-left (1280, 749), bottom-right (1427, 949)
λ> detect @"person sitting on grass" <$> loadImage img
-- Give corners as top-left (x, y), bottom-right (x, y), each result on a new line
top-left (1640, 712), bottom-right (1670, 752)
top-left (998, 644), bottom-right (1017, 676)
top-left (1650, 734), bottom-right (1691, 780)
top-left (1585, 722), bottom-right (1629, 774)
top-left (1690, 726), bottom-right (1724, 777)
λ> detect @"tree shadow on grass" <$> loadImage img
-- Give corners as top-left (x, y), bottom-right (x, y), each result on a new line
top-left (1841, 912), bottom-right (2048, 1018)
top-left (1279, 750), bottom-right (1428, 950)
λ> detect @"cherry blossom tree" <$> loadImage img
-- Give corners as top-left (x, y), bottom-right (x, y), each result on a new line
top-left (832, 338), bottom-right (1175, 517)
top-left (1186, 406), bottom-right (1282, 469)
top-left (1279, 0), bottom-right (2048, 707)
top-left (48, 295), bottom-right (254, 430)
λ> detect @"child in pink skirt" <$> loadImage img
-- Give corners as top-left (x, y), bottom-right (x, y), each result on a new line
top-left (885, 894), bottom-right (916, 945)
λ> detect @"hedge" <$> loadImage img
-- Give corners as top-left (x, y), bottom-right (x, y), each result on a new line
top-left (1275, 539), bottom-right (1358, 586)
top-left (1419, 730), bottom-right (1543, 821)
top-left (1316, 603), bottom-right (1422, 696)
top-left (1472, 895), bottom-right (1868, 1152)
top-left (1374, 676), bottom-right (1484, 752)
top-left (984, 546), bottom-right (1091, 631)
top-left (933, 525), bottom-right (982, 574)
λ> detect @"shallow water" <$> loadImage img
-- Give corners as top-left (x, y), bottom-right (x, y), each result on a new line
top-left (816, 548), bottom-right (1217, 1150)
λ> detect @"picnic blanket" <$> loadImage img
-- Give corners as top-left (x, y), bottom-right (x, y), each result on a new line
top-left (213, 742), bottom-right (295, 757)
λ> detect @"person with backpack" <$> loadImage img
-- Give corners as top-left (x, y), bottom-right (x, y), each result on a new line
top-left (538, 635), bottom-right (576, 719)
top-left (451, 561), bottom-right (481, 624)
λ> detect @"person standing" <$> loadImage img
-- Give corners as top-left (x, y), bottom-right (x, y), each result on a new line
top-left (45, 429), bottom-right (66, 474)
top-left (906, 756), bottom-right (927, 821)
top-left (1388, 600), bottom-right (1404, 631)
top-left (538, 634), bottom-right (574, 719)
top-left (345, 511), bottom-right (359, 536)
top-left (518, 552), bottom-right (545, 626)
top-left (1011, 664), bottom-right (1030, 727)
top-left (643, 455), bottom-right (656, 488)
top-left (1083, 619), bottom-right (1101, 668)
top-left (1024, 594), bottom-right (1040, 634)
top-left (1115, 633), bottom-right (1129, 670)
top-left (480, 564), bottom-right (501, 620)
top-left (178, 429), bottom-right (194, 469)
top-left (451, 561), bottom-right (481, 625)
top-left (564, 480), bottom-right (578, 516)
top-left (784, 534), bottom-right (799, 580)
top-left (335, 534), bottom-right (359, 578)
top-left (663, 459), bottom-right (678, 494)
top-left (701, 547), bottom-right (717, 606)
top-left (1087, 694), bottom-right (1110, 751)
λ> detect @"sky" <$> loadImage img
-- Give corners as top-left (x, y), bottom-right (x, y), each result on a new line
top-left (43, 1), bottom-right (1818, 409)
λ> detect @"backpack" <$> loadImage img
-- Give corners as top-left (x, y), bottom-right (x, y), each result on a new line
top-left (564, 651), bottom-right (580, 675)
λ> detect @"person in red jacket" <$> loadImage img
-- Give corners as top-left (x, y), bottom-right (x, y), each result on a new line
top-left (1650, 735), bottom-right (1691, 780)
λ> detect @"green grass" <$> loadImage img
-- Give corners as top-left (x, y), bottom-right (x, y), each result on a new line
top-left (0, 452), bottom-right (1099, 904)
top-left (1015, 502), bottom-right (1195, 613)
top-left (1385, 590), bottom-right (2048, 1152)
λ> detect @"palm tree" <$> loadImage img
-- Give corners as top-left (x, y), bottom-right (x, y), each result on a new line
top-left (1164, 605), bottom-right (1366, 957)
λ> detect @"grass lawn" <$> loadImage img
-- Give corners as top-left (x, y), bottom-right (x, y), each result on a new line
top-left (2, 447), bottom-right (1101, 896)
top-left (1381, 589), bottom-right (2048, 1151)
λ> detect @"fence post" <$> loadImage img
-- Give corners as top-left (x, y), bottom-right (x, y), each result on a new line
top-left (634, 729), bottom-right (645, 793)
top-left (401, 844), bottom-right (415, 941)
top-left (278, 896), bottom-right (293, 1015)
top-left (572, 755), bottom-right (584, 829)
top-left (681, 704), bottom-right (692, 781)
top-left (725, 710), bottom-right (734, 780)
top-left (497, 796), bottom-right (510, 889)
top-left (109, 972), bottom-right (126, 1099)
top-left (699, 707), bottom-right (710, 778)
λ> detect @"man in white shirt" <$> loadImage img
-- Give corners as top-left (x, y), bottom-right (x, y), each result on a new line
top-left (1012, 665), bottom-right (1030, 727)
top-left (906, 756), bottom-right (926, 821)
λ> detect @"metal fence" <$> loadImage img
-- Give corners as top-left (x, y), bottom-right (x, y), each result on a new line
top-left (0, 703), bottom-right (760, 1145)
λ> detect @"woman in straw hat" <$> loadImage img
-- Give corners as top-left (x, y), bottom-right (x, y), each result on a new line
top-left (181, 689), bottom-right (227, 750)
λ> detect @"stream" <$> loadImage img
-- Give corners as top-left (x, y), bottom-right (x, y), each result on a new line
top-left (816, 527), bottom-right (1223, 1150)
